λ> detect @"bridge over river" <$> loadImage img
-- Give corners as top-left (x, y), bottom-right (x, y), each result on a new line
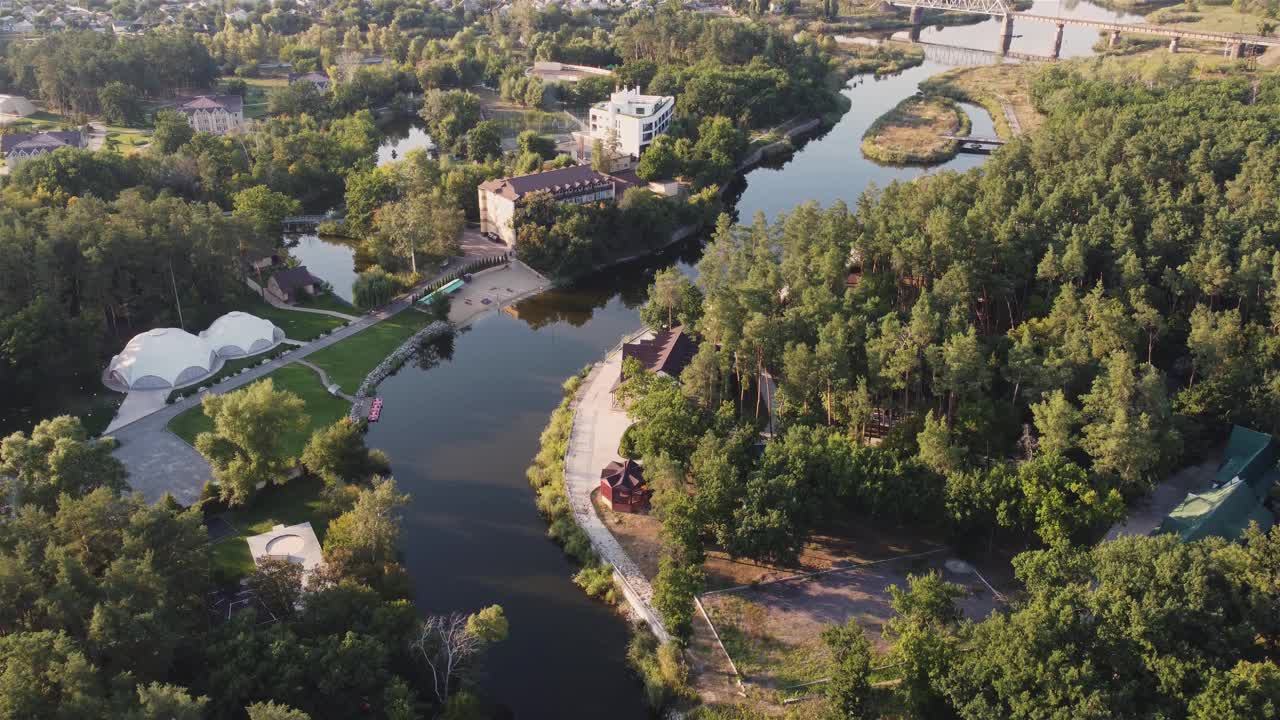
top-left (892, 0), bottom-right (1280, 57)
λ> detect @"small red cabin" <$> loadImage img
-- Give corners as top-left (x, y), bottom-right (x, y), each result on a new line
top-left (600, 459), bottom-right (651, 513)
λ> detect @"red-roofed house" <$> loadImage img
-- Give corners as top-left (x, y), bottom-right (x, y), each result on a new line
top-left (600, 459), bottom-right (651, 513)
top-left (478, 165), bottom-right (636, 246)
top-left (617, 325), bottom-right (698, 389)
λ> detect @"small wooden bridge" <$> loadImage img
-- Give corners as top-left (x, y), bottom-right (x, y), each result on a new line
top-left (941, 135), bottom-right (1006, 153)
top-left (282, 215), bottom-right (334, 233)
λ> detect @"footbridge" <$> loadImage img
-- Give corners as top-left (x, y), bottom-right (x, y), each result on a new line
top-left (891, 0), bottom-right (1280, 57)
top-left (940, 134), bottom-right (1005, 153)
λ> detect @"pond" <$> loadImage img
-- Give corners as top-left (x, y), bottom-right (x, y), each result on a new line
top-left (283, 234), bottom-right (360, 302)
top-left (378, 119), bottom-right (435, 166)
top-left (359, 5), bottom-right (1135, 715)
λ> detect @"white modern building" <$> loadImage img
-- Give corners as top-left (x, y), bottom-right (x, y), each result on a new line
top-left (246, 522), bottom-right (325, 589)
top-left (580, 86), bottom-right (675, 160)
top-left (199, 311), bottom-right (283, 358)
top-left (175, 94), bottom-right (244, 135)
top-left (106, 328), bottom-right (218, 390)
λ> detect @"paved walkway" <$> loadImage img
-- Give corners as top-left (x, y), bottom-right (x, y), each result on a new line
top-left (245, 278), bottom-right (359, 320)
top-left (104, 389), bottom-right (169, 434)
top-left (109, 296), bottom-right (412, 503)
top-left (563, 331), bottom-right (670, 642)
top-left (295, 360), bottom-right (354, 402)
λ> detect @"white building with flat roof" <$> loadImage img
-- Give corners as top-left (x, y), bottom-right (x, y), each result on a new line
top-left (581, 86), bottom-right (674, 160)
top-left (246, 522), bottom-right (325, 588)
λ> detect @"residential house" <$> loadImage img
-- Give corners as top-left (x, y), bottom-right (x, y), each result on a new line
top-left (2, 130), bottom-right (84, 168)
top-left (267, 266), bottom-right (320, 303)
top-left (615, 325), bottom-right (699, 392)
top-left (175, 94), bottom-right (244, 135)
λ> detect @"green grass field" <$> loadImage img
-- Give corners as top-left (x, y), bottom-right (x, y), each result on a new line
top-left (210, 473), bottom-right (331, 580)
top-left (167, 363), bottom-right (350, 460)
top-left (241, 295), bottom-right (349, 340)
top-left (295, 291), bottom-right (357, 317)
top-left (306, 310), bottom-right (434, 393)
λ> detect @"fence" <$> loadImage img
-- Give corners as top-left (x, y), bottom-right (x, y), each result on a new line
top-left (407, 253), bottom-right (515, 304)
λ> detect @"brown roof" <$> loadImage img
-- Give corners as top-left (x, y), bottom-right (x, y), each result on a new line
top-left (270, 266), bottom-right (319, 293)
top-left (177, 94), bottom-right (244, 115)
top-left (622, 325), bottom-right (698, 378)
top-left (600, 459), bottom-right (646, 493)
top-left (478, 165), bottom-right (617, 202)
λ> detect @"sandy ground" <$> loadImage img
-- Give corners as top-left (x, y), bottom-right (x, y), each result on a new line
top-left (1106, 456), bottom-right (1220, 541)
top-left (446, 260), bottom-right (549, 327)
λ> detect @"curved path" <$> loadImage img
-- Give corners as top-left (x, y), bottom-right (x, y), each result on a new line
top-left (295, 360), bottom-right (355, 402)
top-left (110, 299), bottom-right (407, 505)
top-left (563, 333), bottom-right (670, 643)
top-left (244, 278), bottom-right (360, 320)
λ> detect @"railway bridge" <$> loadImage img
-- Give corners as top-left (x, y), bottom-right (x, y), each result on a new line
top-left (891, 0), bottom-right (1280, 58)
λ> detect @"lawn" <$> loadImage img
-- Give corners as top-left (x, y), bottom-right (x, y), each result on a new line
top-left (210, 473), bottom-right (331, 581)
top-left (295, 291), bottom-right (357, 317)
top-left (307, 310), bottom-right (434, 393)
top-left (242, 78), bottom-right (286, 120)
top-left (1146, 4), bottom-right (1275, 34)
top-left (167, 363), bottom-right (351, 460)
top-left (241, 295), bottom-right (349, 340)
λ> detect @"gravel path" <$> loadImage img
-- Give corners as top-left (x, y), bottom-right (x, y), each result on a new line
top-left (563, 332), bottom-right (671, 643)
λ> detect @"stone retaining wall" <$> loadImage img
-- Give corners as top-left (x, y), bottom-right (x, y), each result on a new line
top-left (348, 320), bottom-right (453, 420)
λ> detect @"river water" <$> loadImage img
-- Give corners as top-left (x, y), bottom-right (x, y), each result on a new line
top-left (335, 5), bottom-right (1141, 716)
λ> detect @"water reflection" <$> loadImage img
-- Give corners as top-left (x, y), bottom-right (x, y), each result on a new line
top-left (378, 119), bottom-right (435, 166)
top-left (284, 234), bottom-right (361, 302)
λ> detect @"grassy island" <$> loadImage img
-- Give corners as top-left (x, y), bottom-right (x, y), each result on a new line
top-left (860, 94), bottom-right (972, 165)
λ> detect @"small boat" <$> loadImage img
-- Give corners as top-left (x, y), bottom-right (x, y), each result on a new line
top-left (368, 397), bottom-right (384, 422)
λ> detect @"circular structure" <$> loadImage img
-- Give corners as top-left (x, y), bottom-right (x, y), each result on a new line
top-left (945, 558), bottom-right (975, 575)
top-left (199, 311), bottom-right (283, 358)
top-left (265, 534), bottom-right (305, 557)
top-left (107, 328), bottom-right (217, 390)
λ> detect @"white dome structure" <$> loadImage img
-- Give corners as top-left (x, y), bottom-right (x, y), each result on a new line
top-left (107, 328), bottom-right (217, 390)
top-left (199, 311), bottom-right (283, 358)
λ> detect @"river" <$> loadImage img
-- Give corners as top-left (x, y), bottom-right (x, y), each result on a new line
top-left (334, 4), bottom-right (1140, 716)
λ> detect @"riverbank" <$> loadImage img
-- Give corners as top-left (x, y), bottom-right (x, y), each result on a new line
top-left (861, 94), bottom-right (972, 164)
top-left (921, 63), bottom-right (1041, 139)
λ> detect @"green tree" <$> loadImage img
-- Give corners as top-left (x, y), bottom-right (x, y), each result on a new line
top-left (151, 110), bottom-right (194, 154)
top-left (1017, 453), bottom-right (1123, 547)
top-left (98, 81), bottom-right (143, 126)
top-left (516, 130), bottom-right (556, 159)
top-left (301, 417), bottom-right (374, 485)
top-left (1189, 661), bottom-right (1280, 720)
top-left (372, 194), bottom-right (464, 274)
top-left (0, 415), bottom-right (127, 511)
top-left (194, 379), bottom-right (308, 506)
top-left (465, 120), bottom-right (502, 162)
top-left (652, 555), bottom-right (704, 639)
top-left (822, 618), bottom-right (873, 719)
top-left (1030, 390), bottom-right (1079, 457)
top-left (233, 185), bottom-right (302, 237)
top-left (246, 556), bottom-right (304, 621)
top-left (246, 701), bottom-right (312, 720)
top-left (321, 477), bottom-right (410, 588)
top-left (129, 682), bottom-right (208, 720)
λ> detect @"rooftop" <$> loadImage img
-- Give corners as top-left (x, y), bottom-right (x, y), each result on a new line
top-left (622, 325), bottom-right (698, 378)
top-left (1, 130), bottom-right (81, 154)
top-left (593, 86), bottom-right (674, 119)
top-left (479, 165), bottom-right (618, 202)
top-left (245, 522), bottom-right (325, 587)
top-left (177, 94), bottom-right (244, 114)
top-left (271, 266), bottom-right (320, 293)
top-left (601, 459), bottom-right (647, 493)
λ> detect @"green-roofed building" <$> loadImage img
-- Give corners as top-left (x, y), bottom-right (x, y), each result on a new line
top-left (1157, 425), bottom-right (1278, 543)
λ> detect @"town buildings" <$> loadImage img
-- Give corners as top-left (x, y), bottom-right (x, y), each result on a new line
top-left (175, 94), bottom-right (244, 135)
top-left (1, 130), bottom-right (83, 168)
top-left (477, 164), bottom-right (634, 246)
top-left (576, 86), bottom-right (674, 161)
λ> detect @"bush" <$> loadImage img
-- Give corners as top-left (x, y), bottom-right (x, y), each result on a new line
top-left (627, 630), bottom-right (691, 711)
top-left (573, 563), bottom-right (618, 603)
top-left (527, 369), bottom-right (599, 567)
top-left (353, 266), bottom-right (404, 309)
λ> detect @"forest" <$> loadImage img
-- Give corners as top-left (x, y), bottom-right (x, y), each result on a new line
top-left (0, 408), bottom-right (508, 719)
top-left (619, 62), bottom-right (1280, 718)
